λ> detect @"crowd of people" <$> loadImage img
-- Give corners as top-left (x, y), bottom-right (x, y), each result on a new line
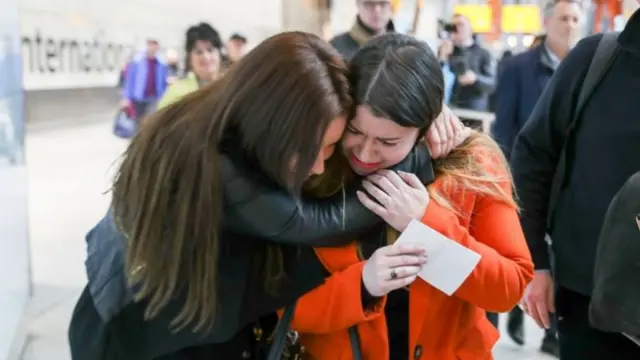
top-left (68, 0), bottom-right (640, 359)
top-left (117, 24), bottom-right (248, 128)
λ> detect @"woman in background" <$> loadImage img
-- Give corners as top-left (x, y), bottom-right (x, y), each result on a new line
top-left (157, 22), bottom-right (223, 108)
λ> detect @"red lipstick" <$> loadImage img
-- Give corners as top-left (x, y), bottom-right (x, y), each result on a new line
top-left (350, 153), bottom-right (381, 170)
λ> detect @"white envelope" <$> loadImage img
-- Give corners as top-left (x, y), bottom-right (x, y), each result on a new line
top-left (394, 219), bottom-right (482, 296)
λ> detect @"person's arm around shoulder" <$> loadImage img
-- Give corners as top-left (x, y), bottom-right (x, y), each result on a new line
top-left (420, 147), bottom-right (534, 312)
top-left (491, 57), bottom-right (520, 159)
top-left (220, 146), bottom-right (428, 246)
top-left (220, 110), bottom-right (471, 247)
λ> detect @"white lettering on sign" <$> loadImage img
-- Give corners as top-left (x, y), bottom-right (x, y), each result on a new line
top-left (20, 29), bottom-right (137, 90)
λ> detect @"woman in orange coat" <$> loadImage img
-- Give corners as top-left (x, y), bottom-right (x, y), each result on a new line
top-left (286, 34), bottom-right (534, 360)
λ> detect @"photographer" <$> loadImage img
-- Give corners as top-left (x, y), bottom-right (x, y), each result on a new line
top-left (439, 14), bottom-right (495, 111)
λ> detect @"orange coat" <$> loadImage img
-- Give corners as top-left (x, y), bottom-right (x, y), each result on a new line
top-left (288, 156), bottom-right (534, 360)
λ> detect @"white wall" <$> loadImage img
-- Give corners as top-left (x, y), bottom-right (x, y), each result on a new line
top-left (19, 0), bottom-right (283, 90)
top-left (18, 0), bottom-right (451, 91)
top-left (0, 0), bottom-right (30, 357)
top-left (331, 0), bottom-right (358, 35)
top-left (412, 0), bottom-right (446, 51)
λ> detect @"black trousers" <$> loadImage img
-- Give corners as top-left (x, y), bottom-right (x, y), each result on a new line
top-left (486, 308), bottom-right (557, 338)
top-left (556, 286), bottom-right (640, 360)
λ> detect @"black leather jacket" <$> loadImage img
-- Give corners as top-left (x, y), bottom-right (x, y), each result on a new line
top-left (221, 144), bottom-right (433, 245)
top-left (69, 145), bottom-right (432, 360)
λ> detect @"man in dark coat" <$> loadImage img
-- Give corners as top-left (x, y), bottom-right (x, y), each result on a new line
top-left (513, 7), bottom-right (640, 360)
top-left (490, 2), bottom-right (583, 355)
top-left (330, 0), bottom-right (395, 60)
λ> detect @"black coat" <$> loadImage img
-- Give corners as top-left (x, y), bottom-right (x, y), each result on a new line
top-left (511, 10), bottom-right (640, 294)
top-left (68, 145), bottom-right (433, 360)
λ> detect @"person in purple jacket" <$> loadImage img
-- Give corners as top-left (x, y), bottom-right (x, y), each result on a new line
top-left (121, 39), bottom-right (169, 124)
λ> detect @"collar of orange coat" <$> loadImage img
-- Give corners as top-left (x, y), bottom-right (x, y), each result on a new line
top-left (313, 243), bottom-right (361, 272)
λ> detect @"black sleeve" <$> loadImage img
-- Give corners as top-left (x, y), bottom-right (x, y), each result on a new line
top-left (222, 144), bottom-right (433, 247)
top-left (510, 35), bottom-right (602, 270)
top-left (473, 48), bottom-right (496, 94)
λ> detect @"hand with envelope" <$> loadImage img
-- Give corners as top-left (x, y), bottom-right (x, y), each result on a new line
top-left (359, 168), bottom-right (484, 297)
top-left (362, 243), bottom-right (428, 297)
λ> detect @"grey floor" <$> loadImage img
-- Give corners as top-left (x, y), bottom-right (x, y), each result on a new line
top-left (9, 121), bottom-right (556, 360)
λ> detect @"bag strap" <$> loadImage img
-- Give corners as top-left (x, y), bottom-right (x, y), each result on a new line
top-left (267, 302), bottom-right (297, 360)
top-left (348, 326), bottom-right (364, 360)
top-left (268, 304), bottom-right (363, 360)
top-left (547, 32), bottom-right (620, 227)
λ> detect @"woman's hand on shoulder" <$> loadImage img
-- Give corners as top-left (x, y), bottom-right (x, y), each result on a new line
top-left (425, 105), bottom-right (471, 158)
top-left (362, 244), bottom-right (427, 297)
top-left (357, 170), bottom-right (429, 232)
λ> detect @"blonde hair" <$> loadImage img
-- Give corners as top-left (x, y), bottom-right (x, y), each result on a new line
top-left (430, 131), bottom-right (516, 214)
top-left (306, 131), bottom-right (517, 245)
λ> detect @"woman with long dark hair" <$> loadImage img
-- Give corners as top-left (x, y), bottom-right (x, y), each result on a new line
top-left (282, 33), bottom-right (534, 360)
top-left (68, 31), bottom-right (465, 359)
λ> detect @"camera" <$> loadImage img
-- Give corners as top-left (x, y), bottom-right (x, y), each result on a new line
top-left (438, 20), bottom-right (457, 34)
top-left (442, 22), bottom-right (457, 33)
top-left (437, 19), bottom-right (458, 40)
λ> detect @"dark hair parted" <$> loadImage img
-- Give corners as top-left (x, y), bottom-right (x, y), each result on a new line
top-left (349, 33), bottom-right (444, 136)
top-left (112, 31), bottom-right (351, 331)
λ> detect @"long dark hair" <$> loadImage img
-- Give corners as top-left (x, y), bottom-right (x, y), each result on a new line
top-left (112, 31), bottom-right (351, 331)
top-left (349, 33), bottom-right (444, 137)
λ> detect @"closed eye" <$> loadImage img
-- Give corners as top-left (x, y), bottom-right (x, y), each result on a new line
top-left (346, 125), bottom-right (362, 135)
top-left (348, 125), bottom-right (398, 146)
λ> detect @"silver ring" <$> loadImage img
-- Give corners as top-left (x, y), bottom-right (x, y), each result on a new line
top-left (380, 196), bottom-right (391, 207)
top-left (390, 269), bottom-right (398, 280)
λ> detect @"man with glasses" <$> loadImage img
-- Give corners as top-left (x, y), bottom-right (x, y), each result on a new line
top-left (330, 0), bottom-right (395, 60)
top-left (222, 33), bottom-right (247, 73)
